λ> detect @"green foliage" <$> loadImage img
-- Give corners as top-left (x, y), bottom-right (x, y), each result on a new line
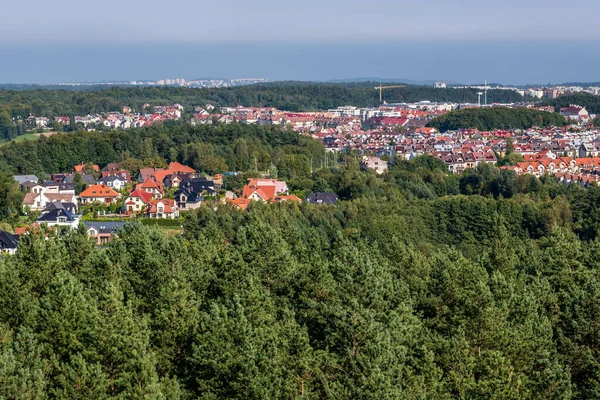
top-left (543, 92), bottom-right (600, 114)
top-left (0, 122), bottom-right (326, 178)
top-left (0, 171), bottom-right (24, 223)
top-left (5, 118), bottom-right (600, 398)
top-left (427, 107), bottom-right (568, 132)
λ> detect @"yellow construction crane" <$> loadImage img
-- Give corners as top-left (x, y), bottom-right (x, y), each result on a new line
top-left (375, 84), bottom-right (406, 103)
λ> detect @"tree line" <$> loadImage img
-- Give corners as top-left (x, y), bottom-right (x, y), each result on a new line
top-left (543, 93), bottom-right (600, 114)
top-left (427, 107), bottom-right (568, 132)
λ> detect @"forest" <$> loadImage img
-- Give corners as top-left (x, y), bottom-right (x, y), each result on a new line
top-left (543, 93), bottom-right (600, 114)
top-left (0, 122), bottom-right (326, 181)
top-left (2, 121), bottom-right (600, 398)
top-left (427, 107), bottom-right (568, 132)
top-left (2, 151), bottom-right (600, 398)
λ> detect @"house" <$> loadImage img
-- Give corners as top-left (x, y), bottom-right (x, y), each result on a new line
top-left (163, 173), bottom-right (199, 189)
top-left (154, 163), bottom-right (197, 185)
top-left (229, 197), bottom-right (252, 210)
top-left (361, 156), bottom-right (388, 174)
top-left (42, 200), bottom-right (78, 214)
top-left (579, 143), bottom-right (600, 158)
top-left (73, 163), bottom-right (100, 174)
top-left (78, 184), bottom-right (120, 204)
top-left (36, 204), bottom-right (81, 228)
top-left (138, 168), bottom-right (159, 183)
top-left (560, 105), bottom-right (589, 119)
top-left (306, 192), bottom-right (338, 205)
top-left (145, 199), bottom-right (179, 219)
top-left (174, 178), bottom-right (216, 209)
top-left (0, 230), bottom-right (19, 255)
top-left (14, 175), bottom-right (39, 189)
top-left (101, 170), bottom-right (131, 182)
top-left (35, 117), bottom-right (49, 128)
top-left (242, 179), bottom-right (288, 200)
top-left (97, 175), bottom-right (128, 191)
top-left (63, 174), bottom-right (97, 186)
top-left (273, 195), bottom-right (302, 203)
top-left (102, 162), bottom-right (121, 172)
top-left (138, 179), bottom-right (164, 198)
top-left (22, 191), bottom-right (77, 212)
top-left (22, 192), bottom-right (51, 212)
top-left (125, 189), bottom-right (153, 213)
top-left (167, 162), bottom-right (196, 174)
top-left (84, 221), bottom-right (127, 245)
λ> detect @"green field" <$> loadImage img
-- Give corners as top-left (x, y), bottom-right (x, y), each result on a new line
top-left (0, 133), bottom-right (40, 147)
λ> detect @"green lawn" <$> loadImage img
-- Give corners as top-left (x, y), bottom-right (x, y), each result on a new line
top-left (0, 133), bottom-right (40, 147)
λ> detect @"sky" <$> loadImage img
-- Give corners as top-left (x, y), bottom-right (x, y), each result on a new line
top-left (1, 0), bottom-right (599, 84)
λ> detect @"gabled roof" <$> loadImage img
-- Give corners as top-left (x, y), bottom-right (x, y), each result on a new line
top-left (84, 221), bottom-right (127, 235)
top-left (79, 184), bottom-right (120, 198)
top-left (168, 162), bottom-right (196, 174)
top-left (23, 192), bottom-right (43, 205)
top-left (138, 168), bottom-right (158, 182)
top-left (14, 175), bottom-right (39, 185)
top-left (128, 189), bottom-right (153, 203)
top-left (146, 199), bottom-right (178, 214)
top-left (273, 195), bottom-right (302, 203)
top-left (229, 197), bottom-right (251, 210)
top-left (73, 163), bottom-right (99, 173)
top-left (63, 174), bottom-right (96, 185)
top-left (306, 192), bottom-right (338, 205)
top-left (46, 193), bottom-right (75, 203)
top-left (37, 208), bottom-right (78, 223)
top-left (140, 179), bottom-right (164, 192)
top-left (0, 230), bottom-right (19, 250)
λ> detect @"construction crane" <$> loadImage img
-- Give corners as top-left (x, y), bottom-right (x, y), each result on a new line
top-left (375, 84), bottom-right (405, 104)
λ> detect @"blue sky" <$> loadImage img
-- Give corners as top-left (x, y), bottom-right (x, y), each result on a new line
top-left (1, 0), bottom-right (599, 84)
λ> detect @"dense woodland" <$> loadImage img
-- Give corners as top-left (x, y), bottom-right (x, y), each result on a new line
top-left (427, 107), bottom-right (568, 132)
top-left (0, 83), bottom-right (530, 140)
top-left (543, 93), bottom-right (600, 114)
top-left (2, 123), bottom-right (600, 398)
top-left (0, 123), bottom-right (326, 182)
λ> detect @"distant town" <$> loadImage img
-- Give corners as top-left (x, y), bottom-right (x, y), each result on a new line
top-left (27, 78), bottom-right (269, 88)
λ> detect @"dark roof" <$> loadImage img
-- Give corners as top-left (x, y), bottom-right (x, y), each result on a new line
top-left (98, 175), bottom-right (127, 183)
top-left (180, 178), bottom-right (216, 194)
top-left (103, 162), bottom-right (121, 172)
top-left (14, 175), bottom-right (39, 185)
top-left (42, 181), bottom-right (76, 191)
top-left (305, 192), bottom-right (338, 205)
top-left (42, 201), bottom-right (77, 214)
top-left (175, 188), bottom-right (202, 204)
top-left (37, 208), bottom-right (78, 223)
top-left (63, 174), bottom-right (96, 185)
top-left (84, 221), bottom-right (128, 235)
top-left (0, 230), bottom-right (19, 250)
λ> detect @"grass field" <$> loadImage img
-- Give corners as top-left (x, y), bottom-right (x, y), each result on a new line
top-left (0, 131), bottom-right (61, 147)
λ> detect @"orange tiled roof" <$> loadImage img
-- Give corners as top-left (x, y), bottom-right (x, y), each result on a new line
top-left (79, 184), bottom-right (119, 198)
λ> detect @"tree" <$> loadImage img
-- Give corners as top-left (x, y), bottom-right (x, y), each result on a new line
top-left (0, 172), bottom-right (24, 222)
